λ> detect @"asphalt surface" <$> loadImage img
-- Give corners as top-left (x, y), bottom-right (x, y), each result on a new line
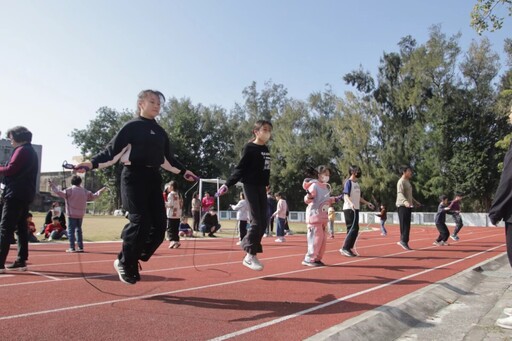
top-left (307, 253), bottom-right (512, 341)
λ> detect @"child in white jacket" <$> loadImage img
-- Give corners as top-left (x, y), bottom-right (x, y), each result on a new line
top-left (230, 192), bottom-right (250, 245)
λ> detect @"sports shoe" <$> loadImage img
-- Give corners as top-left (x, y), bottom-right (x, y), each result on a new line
top-left (208, 233), bottom-right (217, 238)
top-left (76, 248), bottom-right (84, 253)
top-left (0, 266), bottom-right (5, 274)
top-left (503, 307), bottom-right (512, 316)
top-left (6, 260), bottom-right (27, 271)
top-left (433, 241), bottom-right (441, 246)
top-left (497, 316), bottom-right (512, 329)
top-left (275, 237), bottom-right (285, 243)
top-left (66, 248), bottom-right (76, 253)
top-left (381, 233), bottom-right (387, 236)
top-left (397, 241), bottom-right (412, 250)
top-left (302, 260), bottom-right (320, 267)
top-left (340, 248), bottom-right (356, 257)
top-left (440, 241), bottom-right (449, 246)
top-left (315, 260), bottom-right (326, 266)
top-left (450, 234), bottom-right (460, 241)
top-left (236, 241), bottom-right (241, 245)
top-left (243, 254), bottom-right (263, 271)
top-left (133, 262), bottom-right (141, 282)
top-left (113, 259), bottom-right (136, 285)
top-left (168, 241), bottom-right (181, 249)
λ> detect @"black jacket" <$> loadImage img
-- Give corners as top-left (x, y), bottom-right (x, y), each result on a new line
top-left (489, 144), bottom-right (512, 225)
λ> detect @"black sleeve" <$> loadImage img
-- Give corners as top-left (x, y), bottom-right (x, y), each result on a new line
top-left (91, 124), bottom-right (131, 169)
top-left (44, 211), bottom-right (52, 225)
top-left (489, 145), bottom-right (512, 224)
top-left (225, 145), bottom-right (250, 187)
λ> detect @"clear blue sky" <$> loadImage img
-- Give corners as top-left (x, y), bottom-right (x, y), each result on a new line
top-left (1, 0), bottom-right (510, 172)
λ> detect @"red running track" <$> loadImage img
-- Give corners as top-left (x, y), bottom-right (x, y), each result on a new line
top-left (0, 225), bottom-right (506, 341)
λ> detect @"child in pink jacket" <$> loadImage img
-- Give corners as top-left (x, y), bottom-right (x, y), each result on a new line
top-left (302, 165), bottom-right (340, 267)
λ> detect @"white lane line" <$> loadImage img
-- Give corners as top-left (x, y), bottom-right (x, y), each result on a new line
top-left (209, 244), bottom-right (505, 340)
top-left (28, 271), bottom-right (60, 280)
top-left (0, 234), bottom-right (504, 323)
top-left (0, 232), bottom-right (503, 289)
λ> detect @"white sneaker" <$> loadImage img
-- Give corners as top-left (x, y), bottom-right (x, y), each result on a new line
top-left (497, 315), bottom-right (512, 329)
top-left (274, 237), bottom-right (285, 242)
top-left (236, 241), bottom-right (241, 245)
top-left (504, 308), bottom-right (512, 316)
top-left (243, 254), bottom-right (263, 271)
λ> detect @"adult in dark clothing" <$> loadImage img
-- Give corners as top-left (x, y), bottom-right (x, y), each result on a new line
top-left (217, 120), bottom-right (272, 271)
top-left (489, 122), bottom-right (512, 329)
top-left (200, 207), bottom-right (221, 237)
top-left (0, 126), bottom-right (39, 273)
top-left (75, 90), bottom-right (198, 285)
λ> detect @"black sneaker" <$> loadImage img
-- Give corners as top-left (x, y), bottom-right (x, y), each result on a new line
top-left (208, 233), bottom-right (217, 238)
top-left (133, 262), bottom-right (141, 282)
top-left (314, 260), bottom-right (326, 266)
top-left (7, 260), bottom-right (27, 271)
top-left (397, 241), bottom-right (412, 251)
top-left (113, 259), bottom-right (136, 285)
top-left (340, 249), bottom-right (356, 257)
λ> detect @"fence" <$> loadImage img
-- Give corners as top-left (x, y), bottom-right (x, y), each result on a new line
top-left (218, 211), bottom-right (500, 227)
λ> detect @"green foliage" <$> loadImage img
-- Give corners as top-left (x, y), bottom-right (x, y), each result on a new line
top-left (70, 27), bottom-right (511, 213)
top-left (471, 0), bottom-right (512, 34)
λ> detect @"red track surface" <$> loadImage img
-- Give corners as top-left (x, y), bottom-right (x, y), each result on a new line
top-left (0, 225), bottom-right (506, 341)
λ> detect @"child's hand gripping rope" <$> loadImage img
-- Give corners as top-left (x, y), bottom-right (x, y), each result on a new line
top-left (334, 194), bottom-right (344, 203)
top-left (215, 185), bottom-right (228, 198)
top-left (183, 170), bottom-right (199, 182)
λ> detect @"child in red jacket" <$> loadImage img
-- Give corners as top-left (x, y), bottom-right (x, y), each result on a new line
top-left (45, 217), bottom-right (66, 241)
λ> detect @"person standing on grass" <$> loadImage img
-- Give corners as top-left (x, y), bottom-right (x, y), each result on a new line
top-left (48, 175), bottom-right (106, 252)
top-left (396, 165), bottom-right (421, 251)
top-left (216, 120), bottom-right (272, 271)
top-left (271, 192), bottom-right (288, 243)
top-left (191, 192), bottom-right (201, 232)
top-left (0, 126), bottom-right (39, 274)
top-left (166, 180), bottom-right (183, 249)
top-left (340, 165), bottom-right (375, 257)
top-left (230, 192), bottom-right (250, 245)
top-left (74, 89), bottom-right (198, 285)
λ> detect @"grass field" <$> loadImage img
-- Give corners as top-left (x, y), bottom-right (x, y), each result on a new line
top-left (30, 213), bottom-right (324, 242)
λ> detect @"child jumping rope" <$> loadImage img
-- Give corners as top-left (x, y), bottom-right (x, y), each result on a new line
top-left (340, 165), bottom-right (374, 257)
top-left (216, 120), bottom-right (272, 271)
top-left (302, 165), bottom-right (340, 267)
top-left (75, 89), bottom-right (198, 285)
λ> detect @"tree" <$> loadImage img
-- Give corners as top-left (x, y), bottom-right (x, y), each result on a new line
top-left (471, 0), bottom-right (512, 34)
top-left (70, 107), bottom-right (132, 211)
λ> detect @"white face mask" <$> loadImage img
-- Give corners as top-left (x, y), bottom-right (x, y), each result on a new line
top-left (320, 175), bottom-right (330, 183)
top-left (53, 207), bottom-right (61, 214)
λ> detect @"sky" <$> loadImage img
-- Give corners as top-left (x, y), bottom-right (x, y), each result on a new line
top-left (0, 0), bottom-right (510, 172)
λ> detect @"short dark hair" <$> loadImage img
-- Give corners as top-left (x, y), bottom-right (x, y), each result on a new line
top-left (439, 194), bottom-right (448, 202)
top-left (7, 126), bottom-right (32, 143)
top-left (399, 165), bottom-right (413, 174)
top-left (52, 216), bottom-right (60, 221)
top-left (71, 175), bottom-right (82, 186)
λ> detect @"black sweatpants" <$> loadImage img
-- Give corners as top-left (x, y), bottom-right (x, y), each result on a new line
top-left (435, 223), bottom-right (450, 242)
top-left (119, 166), bottom-right (166, 268)
top-left (342, 209), bottom-right (359, 250)
top-left (506, 222), bottom-right (512, 268)
top-left (241, 183), bottom-right (267, 255)
top-left (398, 206), bottom-right (412, 244)
top-left (0, 198), bottom-right (29, 265)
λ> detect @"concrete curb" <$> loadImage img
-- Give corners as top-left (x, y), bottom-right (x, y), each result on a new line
top-left (306, 254), bottom-right (508, 341)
